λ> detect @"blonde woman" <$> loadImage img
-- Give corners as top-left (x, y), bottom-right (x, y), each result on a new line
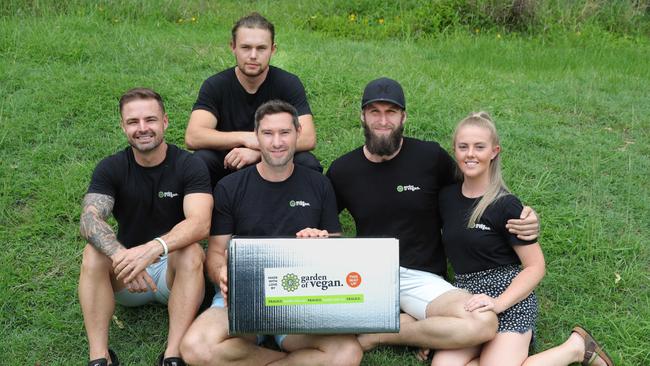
top-left (429, 112), bottom-right (613, 366)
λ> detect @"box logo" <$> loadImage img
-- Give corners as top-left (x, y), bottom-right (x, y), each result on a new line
top-left (281, 273), bottom-right (300, 292)
top-left (265, 267), bottom-right (365, 306)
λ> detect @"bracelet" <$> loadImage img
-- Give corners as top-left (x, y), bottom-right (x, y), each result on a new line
top-left (154, 237), bottom-right (168, 257)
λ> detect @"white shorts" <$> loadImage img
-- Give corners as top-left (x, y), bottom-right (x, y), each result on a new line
top-left (400, 266), bottom-right (457, 320)
top-left (114, 256), bottom-right (170, 307)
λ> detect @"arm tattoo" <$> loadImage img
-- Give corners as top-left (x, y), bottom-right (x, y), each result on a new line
top-left (80, 193), bottom-right (124, 256)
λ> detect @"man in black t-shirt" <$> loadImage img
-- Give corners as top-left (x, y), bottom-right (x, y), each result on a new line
top-left (327, 78), bottom-right (540, 354)
top-left (180, 100), bottom-right (362, 366)
top-left (79, 88), bottom-right (213, 366)
top-left (185, 12), bottom-right (322, 187)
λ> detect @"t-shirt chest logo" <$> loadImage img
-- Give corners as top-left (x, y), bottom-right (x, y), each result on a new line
top-left (158, 191), bottom-right (179, 199)
top-left (472, 223), bottom-right (492, 231)
top-left (396, 184), bottom-right (421, 193)
top-left (289, 200), bottom-right (311, 208)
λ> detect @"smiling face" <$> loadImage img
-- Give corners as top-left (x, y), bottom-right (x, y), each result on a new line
top-left (361, 101), bottom-right (406, 156)
top-left (231, 27), bottom-right (276, 78)
top-left (453, 124), bottom-right (500, 181)
top-left (120, 98), bottom-right (168, 153)
top-left (257, 111), bottom-right (299, 168)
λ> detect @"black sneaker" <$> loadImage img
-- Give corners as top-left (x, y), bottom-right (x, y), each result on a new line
top-left (88, 348), bottom-right (119, 366)
top-left (157, 352), bottom-right (186, 366)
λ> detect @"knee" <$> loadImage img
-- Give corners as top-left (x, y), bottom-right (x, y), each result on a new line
top-left (173, 244), bottom-right (205, 273)
top-left (80, 244), bottom-right (111, 275)
top-left (467, 310), bottom-right (498, 343)
top-left (328, 337), bottom-right (363, 366)
top-left (180, 330), bottom-right (213, 366)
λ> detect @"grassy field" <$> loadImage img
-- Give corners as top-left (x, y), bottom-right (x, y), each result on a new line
top-left (1, 1), bottom-right (649, 365)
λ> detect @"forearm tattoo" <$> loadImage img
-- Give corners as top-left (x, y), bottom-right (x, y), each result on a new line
top-left (80, 193), bottom-right (124, 256)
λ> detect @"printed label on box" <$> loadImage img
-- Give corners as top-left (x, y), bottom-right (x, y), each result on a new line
top-left (264, 267), bottom-right (365, 306)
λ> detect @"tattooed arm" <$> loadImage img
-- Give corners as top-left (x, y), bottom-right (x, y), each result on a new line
top-left (79, 193), bottom-right (125, 257)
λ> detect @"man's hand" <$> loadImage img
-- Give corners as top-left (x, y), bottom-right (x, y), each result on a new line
top-left (218, 264), bottom-right (228, 303)
top-left (506, 206), bottom-right (539, 241)
top-left (224, 147), bottom-right (261, 170)
top-left (240, 132), bottom-right (260, 150)
top-left (111, 242), bottom-right (162, 283)
top-left (296, 228), bottom-right (330, 238)
top-left (125, 270), bottom-right (158, 293)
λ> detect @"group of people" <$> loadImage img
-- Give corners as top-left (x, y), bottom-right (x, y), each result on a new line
top-left (78, 12), bottom-right (614, 366)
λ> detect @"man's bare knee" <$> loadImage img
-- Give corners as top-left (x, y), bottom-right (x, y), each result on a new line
top-left (170, 243), bottom-right (204, 274)
top-left (327, 336), bottom-right (363, 366)
top-left (80, 244), bottom-right (112, 274)
top-left (180, 330), bottom-right (213, 365)
top-left (466, 310), bottom-right (498, 344)
top-left (181, 309), bottom-right (228, 365)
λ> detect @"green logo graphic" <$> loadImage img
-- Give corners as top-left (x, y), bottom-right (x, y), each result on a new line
top-left (289, 200), bottom-right (296, 207)
top-left (396, 185), bottom-right (404, 192)
top-left (281, 273), bottom-right (300, 292)
top-left (158, 191), bottom-right (164, 198)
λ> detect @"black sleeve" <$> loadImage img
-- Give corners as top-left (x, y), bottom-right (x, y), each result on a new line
top-left (192, 77), bottom-right (221, 120)
top-left (499, 195), bottom-right (537, 246)
top-left (210, 183), bottom-right (235, 236)
top-left (437, 148), bottom-right (458, 186)
top-left (183, 155), bottom-right (212, 195)
top-left (280, 74), bottom-right (311, 116)
top-left (87, 157), bottom-right (118, 198)
top-left (320, 178), bottom-right (343, 233)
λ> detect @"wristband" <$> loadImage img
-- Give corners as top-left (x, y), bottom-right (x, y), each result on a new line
top-left (154, 237), bottom-right (168, 257)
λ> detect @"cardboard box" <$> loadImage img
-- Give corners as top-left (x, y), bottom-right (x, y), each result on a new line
top-left (228, 237), bottom-right (399, 335)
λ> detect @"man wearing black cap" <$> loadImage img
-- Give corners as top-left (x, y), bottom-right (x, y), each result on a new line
top-left (326, 78), bottom-right (539, 353)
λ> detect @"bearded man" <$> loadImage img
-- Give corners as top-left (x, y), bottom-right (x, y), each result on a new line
top-left (326, 78), bottom-right (540, 355)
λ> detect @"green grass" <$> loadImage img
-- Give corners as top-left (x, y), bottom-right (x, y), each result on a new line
top-left (1, 2), bottom-right (649, 365)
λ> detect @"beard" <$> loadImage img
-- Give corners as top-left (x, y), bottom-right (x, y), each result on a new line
top-left (363, 121), bottom-right (404, 156)
top-left (261, 147), bottom-right (294, 168)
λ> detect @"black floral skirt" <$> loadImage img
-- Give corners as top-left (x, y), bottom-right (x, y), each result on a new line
top-left (455, 264), bottom-right (537, 336)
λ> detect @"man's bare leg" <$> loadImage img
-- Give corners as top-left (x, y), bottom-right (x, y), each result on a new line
top-left (79, 244), bottom-right (123, 363)
top-left (181, 307), bottom-right (287, 365)
top-left (164, 243), bottom-right (205, 358)
top-left (271, 334), bottom-right (362, 366)
top-left (358, 289), bottom-right (497, 350)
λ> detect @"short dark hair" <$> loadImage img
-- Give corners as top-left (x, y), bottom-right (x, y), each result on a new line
top-left (231, 12), bottom-right (275, 44)
top-left (119, 87), bottom-right (165, 116)
top-left (254, 100), bottom-right (299, 131)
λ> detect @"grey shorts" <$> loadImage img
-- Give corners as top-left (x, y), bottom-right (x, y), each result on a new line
top-left (114, 256), bottom-right (170, 307)
top-left (400, 266), bottom-right (458, 320)
top-left (211, 288), bottom-right (287, 349)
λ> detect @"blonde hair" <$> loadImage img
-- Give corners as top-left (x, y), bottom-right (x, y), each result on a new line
top-left (453, 111), bottom-right (510, 228)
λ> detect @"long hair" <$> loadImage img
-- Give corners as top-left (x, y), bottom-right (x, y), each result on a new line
top-left (453, 111), bottom-right (510, 228)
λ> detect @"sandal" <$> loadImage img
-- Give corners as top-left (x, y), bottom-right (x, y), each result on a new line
top-left (572, 326), bottom-right (614, 366)
top-left (157, 352), bottom-right (186, 366)
top-left (88, 348), bottom-right (119, 366)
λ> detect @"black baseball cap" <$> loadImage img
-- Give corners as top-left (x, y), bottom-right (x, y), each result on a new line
top-left (361, 77), bottom-right (405, 110)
